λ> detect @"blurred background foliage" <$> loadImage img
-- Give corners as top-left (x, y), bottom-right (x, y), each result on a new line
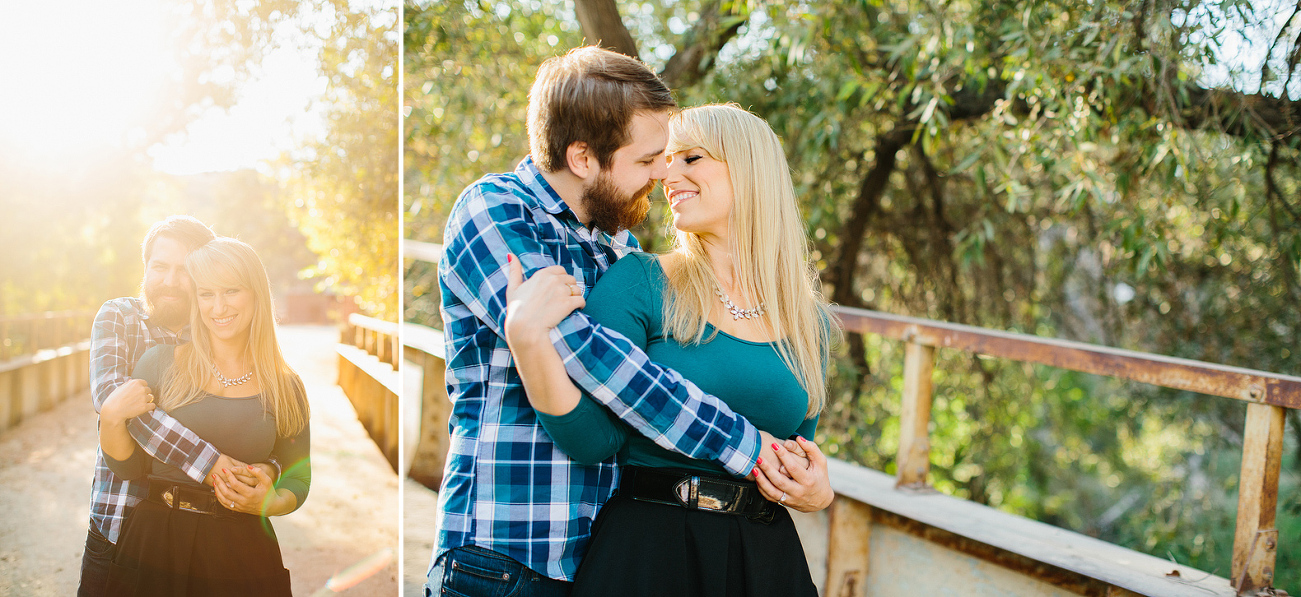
top-left (0, 0), bottom-right (398, 320)
top-left (405, 0), bottom-right (1301, 587)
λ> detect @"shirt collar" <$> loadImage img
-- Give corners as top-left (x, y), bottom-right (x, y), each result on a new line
top-left (517, 156), bottom-right (577, 218)
top-left (515, 155), bottom-right (641, 253)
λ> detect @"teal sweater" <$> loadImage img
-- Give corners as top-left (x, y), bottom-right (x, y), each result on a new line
top-left (537, 252), bottom-right (817, 477)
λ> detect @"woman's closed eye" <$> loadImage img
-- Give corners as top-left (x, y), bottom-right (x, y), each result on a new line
top-left (683, 155), bottom-right (703, 164)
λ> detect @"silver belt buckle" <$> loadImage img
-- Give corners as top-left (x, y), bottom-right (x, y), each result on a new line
top-left (162, 486), bottom-right (206, 514)
top-left (673, 476), bottom-right (699, 508)
top-left (673, 476), bottom-right (741, 512)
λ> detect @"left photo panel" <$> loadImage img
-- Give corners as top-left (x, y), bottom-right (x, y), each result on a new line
top-left (0, 1), bottom-right (401, 596)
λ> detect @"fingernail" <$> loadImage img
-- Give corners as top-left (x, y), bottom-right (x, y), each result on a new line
top-left (751, 467), bottom-right (759, 476)
top-left (771, 443), bottom-right (781, 451)
top-left (797, 436), bottom-right (807, 443)
top-left (248, 465), bottom-right (255, 470)
top-left (756, 457), bottom-right (763, 466)
top-left (507, 254), bottom-right (513, 263)
top-left (222, 468), bottom-right (228, 474)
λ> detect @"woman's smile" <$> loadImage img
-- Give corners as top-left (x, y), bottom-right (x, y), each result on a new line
top-left (667, 188), bottom-right (698, 209)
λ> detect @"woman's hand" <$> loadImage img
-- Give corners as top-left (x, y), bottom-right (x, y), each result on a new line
top-left (213, 465), bottom-right (283, 516)
top-left (100, 379), bottom-right (156, 425)
top-left (752, 436), bottom-right (833, 513)
top-left (504, 255), bottom-right (585, 350)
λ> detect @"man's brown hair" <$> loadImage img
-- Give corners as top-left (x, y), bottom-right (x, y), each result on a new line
top-left (141, 215), bottom-right (216, 264)
top-left (527, 46), bottom-right (676, 173)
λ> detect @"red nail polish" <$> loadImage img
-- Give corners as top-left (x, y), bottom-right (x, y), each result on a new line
top-left (772, 443), bottom-right (781, 451)
top-left (756, 457), bottom-right (763, 466)
top-left (751, 467), bottom-right (759, 476)
top-left (797, 436), bottom-right (807, 443)
top-left (222, 468), bottom-right (228, 474)
top-left (507, 254), bottom-right (513, 263)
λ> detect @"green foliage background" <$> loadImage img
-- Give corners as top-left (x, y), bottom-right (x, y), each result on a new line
top-left (405, 0), bottom-right (1301, 588)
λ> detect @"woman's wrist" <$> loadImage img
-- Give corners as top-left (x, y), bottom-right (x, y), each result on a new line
top-left (507, 322), bottom-right (553, 351)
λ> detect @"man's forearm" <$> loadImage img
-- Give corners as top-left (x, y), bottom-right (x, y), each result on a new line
top-left (126, 412), bottom-right (222, 484)
top-left (549, 316), bottom-right (762, 476)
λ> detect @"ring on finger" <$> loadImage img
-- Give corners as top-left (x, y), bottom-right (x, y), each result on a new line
top-left (571, 283), bottom-right (582, 296)
top-left (779, 492), bottom-right (787, 504)
top-left (147, 394), bottom-right (154, 403)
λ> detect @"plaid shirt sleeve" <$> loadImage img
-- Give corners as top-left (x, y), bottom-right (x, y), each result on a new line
top-left (90, 302), bottom-right (221, 484)
top-left (441, 185), bottom-right (761, 477)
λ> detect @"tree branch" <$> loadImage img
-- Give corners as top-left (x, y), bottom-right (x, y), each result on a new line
top-left (659, 0), bottom-right (749, 89)
top-left (573, 0), bottom-right (640, 59)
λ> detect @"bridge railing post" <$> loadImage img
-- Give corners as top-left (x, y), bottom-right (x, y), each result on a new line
top-left (825, 497), bottom-right (873, 597)
top-left (896, 331), bottom-right (935, 488)
top-left (1231, 400), bottom-right (1286, 594)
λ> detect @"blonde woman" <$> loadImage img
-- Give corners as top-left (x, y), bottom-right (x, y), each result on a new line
top-left (97, 237), bottom-right (310, 596)
top-left (505, 104), bottom-right (838, 596)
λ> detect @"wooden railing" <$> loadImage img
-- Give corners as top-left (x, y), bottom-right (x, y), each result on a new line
top-left (336, 313), bottom-right (401, 471)
top-left (401, 239), bottom-right (451, 488)
top-left (401, 322), bottom-right (448, 488)
top-left (402, 240), bottom-right (1292, 595)
top-left (813, 307), bottom-right (1298, 596)
top-left (0, 311), bottom-right (95, 431)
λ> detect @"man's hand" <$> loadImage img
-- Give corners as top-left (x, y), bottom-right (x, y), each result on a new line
top-left (100, 379), bottom-right (155, 425)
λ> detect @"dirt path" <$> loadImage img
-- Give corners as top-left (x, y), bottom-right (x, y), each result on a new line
top-left (0, 325), bottom-right (399, 596)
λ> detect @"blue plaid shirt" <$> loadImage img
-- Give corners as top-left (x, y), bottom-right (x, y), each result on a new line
top-left (435, 156), bottom-right (761, 581)
top-left (88, 297), bottom-right (221, 543)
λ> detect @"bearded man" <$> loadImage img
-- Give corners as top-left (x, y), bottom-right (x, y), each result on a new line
top-left (79, 215), bottom-right (275, 596)
top-left (429, 46), bottom-right (781, 596)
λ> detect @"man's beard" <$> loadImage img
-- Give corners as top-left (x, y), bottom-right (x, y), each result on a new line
top-left (583, 172), bottom-right (653, 235)
top-left (145, 284), bottom-right (190, 329)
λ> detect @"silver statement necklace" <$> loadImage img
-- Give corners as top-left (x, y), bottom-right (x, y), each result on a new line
top-left (212, 364), bottom-right (253, 388)
top-left (715, 285), bottom-right (765, 320)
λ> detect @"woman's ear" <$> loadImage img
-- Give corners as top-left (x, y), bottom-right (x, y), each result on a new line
top-left (565, 142), bottom-right (594, 180)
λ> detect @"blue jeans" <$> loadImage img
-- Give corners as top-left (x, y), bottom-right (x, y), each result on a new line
top-left (77, 526), bottom-right (115, 597)
top-left (425, 545), bottom-right (571, 597)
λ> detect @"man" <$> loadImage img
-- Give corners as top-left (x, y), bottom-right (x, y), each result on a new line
top-left (79, 215), bottom-right (275, 596)
top-left (431, 46), bottom-right (782, 596)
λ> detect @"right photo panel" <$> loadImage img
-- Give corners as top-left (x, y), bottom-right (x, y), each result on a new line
top-left (403, 1), bottom-right (1301, 596)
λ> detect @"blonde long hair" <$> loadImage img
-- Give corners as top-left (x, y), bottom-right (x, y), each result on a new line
top-left (662, 104), bottom-right (839, 419)
top-left (157, 238), bottom-right (309, 437)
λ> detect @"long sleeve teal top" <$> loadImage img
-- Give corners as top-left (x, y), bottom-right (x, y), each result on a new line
top-left (536, 252), bottom-right (817, 477)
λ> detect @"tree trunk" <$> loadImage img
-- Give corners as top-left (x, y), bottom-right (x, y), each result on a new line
top-left (572, 0), bottom-right (639, 59)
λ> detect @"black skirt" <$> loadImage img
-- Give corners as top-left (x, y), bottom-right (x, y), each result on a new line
top-left (105, 498), bottom-right (292, 596)
top-left (572, 494), bottom-right (818, 597)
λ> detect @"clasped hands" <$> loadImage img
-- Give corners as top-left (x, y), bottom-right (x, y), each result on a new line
top-left (750, 431), bottom-right (834, 513)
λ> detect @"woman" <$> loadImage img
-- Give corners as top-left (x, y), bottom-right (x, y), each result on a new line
top-left (504, 104), bottom-right (839, 596)
top-left (98, 237), bottom-right (311, 596)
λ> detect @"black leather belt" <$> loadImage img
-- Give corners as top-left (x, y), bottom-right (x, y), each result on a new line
top-left (146, 481), bottom-right (225, 515)
top-left (618, 467), bottom-right (776, 522)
